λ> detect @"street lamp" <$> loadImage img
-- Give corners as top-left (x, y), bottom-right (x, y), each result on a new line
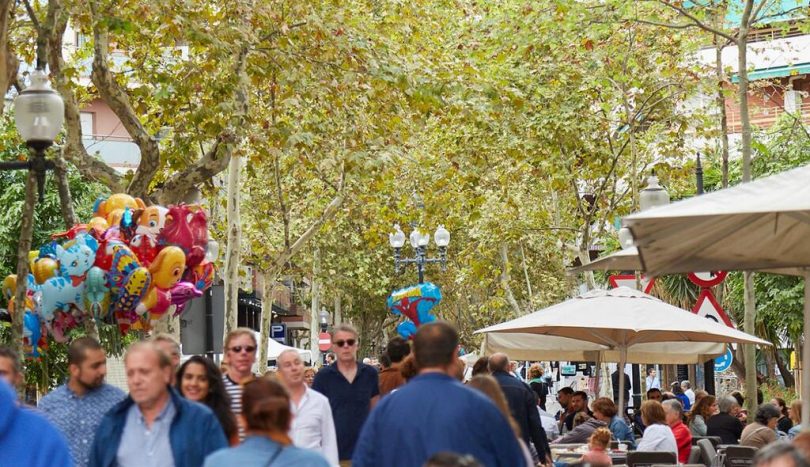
top-left (639, 171), bottom-right (670, 212)
top-left (13, 68), bottom-right (64, 201)
top-left (319, 307), bottom-right (329, 333)
top-left (389, 223), bottom-right (450, 283)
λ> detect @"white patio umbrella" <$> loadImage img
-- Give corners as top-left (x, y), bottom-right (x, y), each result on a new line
top-left (476, 287), bottom-right (770, 411)
top-left (622, 163), bottom-right (810, 425)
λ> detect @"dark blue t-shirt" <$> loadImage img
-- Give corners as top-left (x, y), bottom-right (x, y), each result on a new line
top-left (352, 373), bottom-right (525, 467)
top-left (312, 362), bottom-right (379, 460)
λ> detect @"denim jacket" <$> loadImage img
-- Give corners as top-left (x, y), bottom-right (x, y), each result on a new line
top-left (610, 415), bottom-right (636, 448)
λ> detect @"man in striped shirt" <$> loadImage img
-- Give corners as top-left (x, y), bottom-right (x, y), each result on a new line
top-left (222, 328), bottom-right (258, 440)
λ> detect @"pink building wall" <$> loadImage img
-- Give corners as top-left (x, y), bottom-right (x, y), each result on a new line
top-left (81, 99), bottom-right (132, 141)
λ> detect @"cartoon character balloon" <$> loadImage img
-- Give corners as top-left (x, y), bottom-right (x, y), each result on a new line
top-left (387, 282), bottom-right (442, 339)
top-left (16, 194), bottom-right (217, 350)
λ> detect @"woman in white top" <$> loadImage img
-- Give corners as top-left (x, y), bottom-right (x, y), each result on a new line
top-left (636, 400), bottom-right (678, 455)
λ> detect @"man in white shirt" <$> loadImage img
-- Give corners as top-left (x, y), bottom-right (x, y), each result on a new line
top-left (645, 368), bottom-right (661, 390)
top-left (681, 380), bottom-right (696, 406)
top-left (277, 349), bottom-right (339, 466)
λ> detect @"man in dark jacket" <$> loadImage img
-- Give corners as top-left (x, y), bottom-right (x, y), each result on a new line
top-left (707, 395), bottom-right (744, 444)
top-left (89, 341), bottom-right (227, 467)
top-left (490, 352), bottom-right (550, 462)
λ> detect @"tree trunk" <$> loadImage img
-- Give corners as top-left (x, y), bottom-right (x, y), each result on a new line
top-left (334, 294), bottom-right (342, 326)
top-left (775, 348), bottom-right (795, 388)
top-left (499, 243), bottom-right (522, 316)
top-left (12, 170), bottom-right (39, 392)
top-left (577, 249), bottom-right (597, 290)
top-left (715, 38), bottom-right (730, 189)
top-left (519, 241), bottom-right (534, 306)
top-left (737, 0), bottom-right (758, 417)
top-left (223, 154), bottom-right (243, 337)
top-left (310, 248), bottom-right (321, 364)
top-left (0, 0), bottom-right (16, 115)
top-left (257, 271), bottom-right (276, 374)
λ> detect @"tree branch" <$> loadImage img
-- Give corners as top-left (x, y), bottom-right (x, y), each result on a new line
top-left (46, 0), bottom-right (122, 192)
top-left (656, 0), bottom-right (736, 42)
top-left (90, 0), bottom-right (159, 198)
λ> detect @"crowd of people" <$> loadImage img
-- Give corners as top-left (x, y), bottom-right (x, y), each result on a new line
top-left (1, 323), bottom-right (809, 467)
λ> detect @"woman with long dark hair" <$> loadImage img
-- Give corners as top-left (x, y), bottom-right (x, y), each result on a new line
top-left (177, 355), bottom-right (239, 445)
top-left (203, 377), bottom-right (329, 466)
top-left (687, 395), bottom-right (717, 437)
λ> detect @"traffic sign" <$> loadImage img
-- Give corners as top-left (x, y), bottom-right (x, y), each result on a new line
top-left (609, 274), bottom-right (655, 294)
top-left (714, 347), bottom-right (734, 373)
top-left (270, 324), bottom-right (286, 344)
top-left (692, 289), bottom-right (734, 328)
top-left (688, 271), bottom-right (728, 288)
top-left (318, 332), bottom-right (332, 352)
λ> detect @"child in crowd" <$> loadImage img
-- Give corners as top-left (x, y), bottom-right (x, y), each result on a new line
top-left (581, 428), bottom-right (613, 467)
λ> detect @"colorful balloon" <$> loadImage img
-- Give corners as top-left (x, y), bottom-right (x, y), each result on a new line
top-left (28, 234), bottom-right (98, 323)
top-left (137, 246), bottom-right (186, 320)
top-left (387, 282), bottom-right (442, 326)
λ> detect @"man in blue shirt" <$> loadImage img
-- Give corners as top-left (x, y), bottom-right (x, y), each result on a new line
top-left (89, 341), bottom-right (227, 467)
top-left (312, 323), bottom-right (379, 463)
top-left (39, 337), bottom-right (126, 466)
top-left (352, 321), bottom-right (525, 467)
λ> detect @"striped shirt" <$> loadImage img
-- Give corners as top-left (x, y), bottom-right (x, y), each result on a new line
top-left (223, 373), bottom-right (254, 441)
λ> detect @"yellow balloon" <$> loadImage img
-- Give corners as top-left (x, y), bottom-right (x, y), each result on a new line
top-left (32, 257), bottom-right (59, 284)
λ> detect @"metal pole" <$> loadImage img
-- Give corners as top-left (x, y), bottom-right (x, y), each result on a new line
top-left (695, 153), bottom-right (716, 394)
top-left (204, 288), bottom-right (214, 359)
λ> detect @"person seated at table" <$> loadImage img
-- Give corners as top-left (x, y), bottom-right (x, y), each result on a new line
top-left (741, 403), bottom-right (780, 449)
top-left (707, 395), bottom-right (744, 444)
top-left (553, 408), bottom-right (607, 445)
top-left (580, 427), bottom-right (613, 467)
top-left (636, 400), bottom-right (677, 456)
top-left (591, 397), bottom-right (635, 448)
top-left (562, 391), bottom-right (592, 434)
top-left (663, 400), bottom-right (692, 463)
top-left (687, 395), bottom-right (717, 437)
top-left (773, 398), bottom-right (794, 435)
top-left (754, 441), bottom-right (809, 467)
top-left (670, 382), bottom-right (691, 411)
top-left (634, 388), bottom-right (662, 434)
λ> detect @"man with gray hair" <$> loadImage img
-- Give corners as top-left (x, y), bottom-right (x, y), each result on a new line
top-left (754, 441), bottom-right (809, 467)
top-left (490, 352), bottom-right (550, 462)
top-left (277, 349), bottom-right (338, 465)
top-left (152, 333), bottom-right (181, 384)
top-left (663, 399), bottom-right (692, 463)
top-left (89, 341), bottom-right (227, 467)
top-left (707, 395), bottom-right (744, 444)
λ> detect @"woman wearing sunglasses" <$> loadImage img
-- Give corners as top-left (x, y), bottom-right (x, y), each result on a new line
top-left (223, 328), bottom-right (260, 440)
top-left (204, 377), bottom-right (329, 467)
top-left (177, 356), bottom-right (240, 445)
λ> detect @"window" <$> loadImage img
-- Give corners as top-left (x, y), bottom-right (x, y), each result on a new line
top-left (80, 112), bottom-right (94, 137)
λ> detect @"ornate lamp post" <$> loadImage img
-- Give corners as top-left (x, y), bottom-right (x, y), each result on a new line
top-left (10, 66), bottom-right (65, 367)
top-left (319, 307), bottom-right (329, 333)
top-left (389, 224), bottom-right (450, 283)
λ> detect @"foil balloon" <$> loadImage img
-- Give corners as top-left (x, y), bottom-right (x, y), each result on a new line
top-left (27, 234), bottom-right (98, 323)
top-left (137, 246), bottom-right (186, 320)
top-left (93, 193), bottom-right (146, 226)
top-left (396, 320), bottom-right (418, 340)
top-left (169, 281), bottom-right (203, 317)
top-left (83, 266), bottom-right (110, 320)
top-left (134, 205), bottom-right (168, 237)
top-left (387, 282), bottom-right (442, 326)
top-left (107, 243), bottom-right (151, 317)
top-left (31, 257), bottom-right (59, 284)
top-left (23, 311), bottom-right (43, 357)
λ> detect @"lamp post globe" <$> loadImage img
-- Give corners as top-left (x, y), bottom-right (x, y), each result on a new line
top-left (639, 172), bottom-right (670, 211)
top-left (434, 225), bottom-right (450, 247)
top-left (14, 69), bottom-right (64, 151)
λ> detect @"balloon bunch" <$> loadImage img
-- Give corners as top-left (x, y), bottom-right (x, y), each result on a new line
top-left (4, 193), bottom-right (216, 356)
top-left (386, 282), bottom-right (442, 340)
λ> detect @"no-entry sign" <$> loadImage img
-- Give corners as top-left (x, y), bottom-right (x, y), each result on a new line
top-left (318, 332), bottom-right (331, 352)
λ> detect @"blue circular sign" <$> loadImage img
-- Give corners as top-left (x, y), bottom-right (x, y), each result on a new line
top-left (714, 348), bottom-right (733, 373)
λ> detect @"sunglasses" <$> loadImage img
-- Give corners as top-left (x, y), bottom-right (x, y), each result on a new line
top-left (229, 345), bottom-right (256, 353)
top-left (334, 339), bottom-right (356, 347)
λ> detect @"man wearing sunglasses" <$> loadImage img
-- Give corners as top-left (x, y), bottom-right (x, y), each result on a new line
top-left (222, 328), bottom-right (259, 441)
top-left (312, 324), bottom-right (380, 466)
